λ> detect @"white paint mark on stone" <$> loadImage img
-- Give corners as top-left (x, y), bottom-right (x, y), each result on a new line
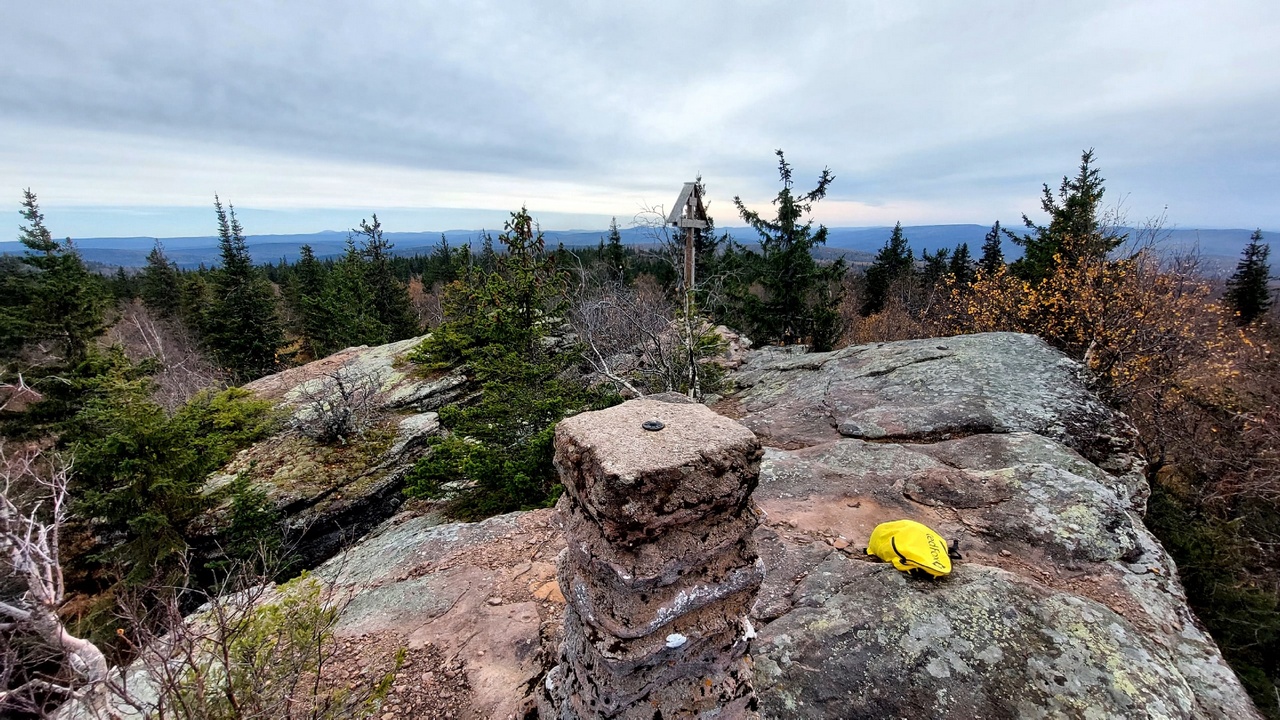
top-left (666, 633), bottom-right (688, 648)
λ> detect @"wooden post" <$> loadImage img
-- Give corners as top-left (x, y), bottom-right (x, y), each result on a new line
top-left (666, 182), bottom-right (709, 399)
top-left (666, 182), bottom-right (707, 296)
top-left (684, 209), bottom-right (697, 294)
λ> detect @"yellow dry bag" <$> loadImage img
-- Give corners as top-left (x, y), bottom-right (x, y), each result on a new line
top-left (866, 520), bottom-right (961, 578)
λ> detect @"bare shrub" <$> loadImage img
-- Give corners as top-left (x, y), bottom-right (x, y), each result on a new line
top-left (0, 374), bottom-right (42, 414)
top-left (1143, 320), bottom-right (1280, 508)
top-left (2, 431), bottom-right (396, 719)
top-left (408, 277), bottom-right (446, 330)
top-left (570, 274), bottom-right (729, 399)
top-left (96, 558), bottom-right (399, 720)
top-left (0, 446), bottom-right (110, 718)
top-left (105, 300), bottom-right (226, 413)
top-left (571, 276), bottom-right (672, 397)
top-left (838, 270), bottom-right (933, 347)
top-left (1, 447), bottom-right (397, 720)
top-left (293, 369), bottom-right (383, 445)
top-left (937, 239), bottom-right (1212, 408)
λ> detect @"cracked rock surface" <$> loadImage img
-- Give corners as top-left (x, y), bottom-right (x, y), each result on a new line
top-left (312, 332), bottom-right (1257, 719)
top-left (199, 335), bottom-right (461, 566)
top-left (82, 332), bottom-right (1259, 719)
top-left (736, 333), bottom-right (1258, 719)
top-left (729, 332), bottom-right (1149, 511)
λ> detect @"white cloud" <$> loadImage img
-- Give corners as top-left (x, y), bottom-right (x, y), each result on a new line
top-left (1, 1), bottom-right (1277, 235)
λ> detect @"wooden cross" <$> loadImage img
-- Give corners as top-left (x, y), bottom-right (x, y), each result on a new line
top-left (667, 182), bottom-right (708, 292)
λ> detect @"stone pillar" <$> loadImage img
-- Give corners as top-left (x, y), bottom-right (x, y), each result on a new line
top-left (541, 396), bottom-right (764, 719)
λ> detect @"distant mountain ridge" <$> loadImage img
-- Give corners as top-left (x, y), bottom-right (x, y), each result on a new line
top-left (2, 224), bottom-right (1270, 271)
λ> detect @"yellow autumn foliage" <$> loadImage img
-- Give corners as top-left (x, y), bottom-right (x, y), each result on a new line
top-left (938, 242), bottom-right (1211, 405)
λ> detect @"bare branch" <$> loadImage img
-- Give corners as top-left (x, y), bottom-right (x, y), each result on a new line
top-left (292, 368), bottom-right (384, 444)
top-left (104, 299), bottom-right (227, 413)
top-left (1, 444), bottom-right (111, 715)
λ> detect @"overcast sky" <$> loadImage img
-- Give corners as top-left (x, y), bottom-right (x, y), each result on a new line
top-left (2, 1), bottom-right (1278, 237)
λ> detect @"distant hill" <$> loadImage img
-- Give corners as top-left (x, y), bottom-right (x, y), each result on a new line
top-left (819, 225), bottom-right (1271, 277)
top-left (1, 224), bottom-right (1270, 273)
top-left (0, 228), bottom-right (665, 269)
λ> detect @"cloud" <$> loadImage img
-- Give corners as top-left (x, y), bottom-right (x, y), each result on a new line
top-left (1, 1), bottom-right (1278, 234)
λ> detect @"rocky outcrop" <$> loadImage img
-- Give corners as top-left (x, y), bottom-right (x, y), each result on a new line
top-left (735, 333), bottom-right (1257, 719)
top-left (541, 397), bottom-right (765, 719)
top-left (729, 332), bottom-right (1149, 511)
top-left (88, 332), bottom-right (1258, 719)
top-left (315, 510), bottom-right (565, 719)
top-left (202, 335), bottom-right (464, 566)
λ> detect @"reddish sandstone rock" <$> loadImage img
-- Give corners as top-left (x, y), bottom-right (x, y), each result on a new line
top-left (543, 397), bottom-right (764, 719)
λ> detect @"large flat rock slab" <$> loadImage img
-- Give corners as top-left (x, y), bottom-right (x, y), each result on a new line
top-left (311, 333), bottom-right (1261, 719)
top-left (315, 509), bottom-right (568, 720)
top-left (748, 431), bottom-right (1254, 719)
top-left (755, 557), bottom-right (1195, 720)
top-left (731, 333), bottom-right (1127, 456)
top-left (733, 333), bottom-right (1254, 718)
top-left (242, 334), bottom-right (466, 414)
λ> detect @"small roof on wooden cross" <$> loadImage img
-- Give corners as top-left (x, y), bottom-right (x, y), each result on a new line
top-left (667, 182), bottom-right (708, 230)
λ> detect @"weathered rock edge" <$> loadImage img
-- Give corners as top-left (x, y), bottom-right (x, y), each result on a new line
top-left (734, 332), bottom-right (1260, 719)
top-left (202, 335), bottom-right (463, 567)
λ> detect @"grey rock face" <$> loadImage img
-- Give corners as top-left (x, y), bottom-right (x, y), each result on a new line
top-left (755, 558), bottom-right (1196, 720)
top-left (543, 398), bottom-right (765, 719)
top-left (735, 334), bottom-right (1259, 720)
top-left (202, 335), bottom-right (460, 566)
top-left (319, 510), bottom-right (566, 720)
top-left (731, 332), bottom-right (1149, 512)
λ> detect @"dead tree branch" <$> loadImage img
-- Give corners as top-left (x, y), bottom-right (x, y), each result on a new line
top-left (1, 445), bottom-right (111, 716)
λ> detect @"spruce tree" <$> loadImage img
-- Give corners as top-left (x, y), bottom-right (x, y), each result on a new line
top-left (979, 221), bottom-right (1005, 275)
top-left (949, 242), bottom-right (975, 286)
top-left (406, 207), bottom-right (613, 519)
top-left (109, 267), bottom-right (138, 301)
top-left (0, 255), bottom-right (33, 361)
top-left (478, 231), bottom-right (498, 271)
top-left (921, 247), bottom-right (951, 288)
top-left (692, 175), bottom-right (730, 294)
top-left (179, 272), bottom-right (214, 340)
top-left (140, 241), bottom-right (182, 315)
top-left (316, 238), bottom-right (388, 354)
top-left (14, 189), bottom-right (106, 365)
top-left (1225, 229), bottom-right (1273, 325)
top-left (354, 215), bottom-right (419, 340)
top-left (602, 217), bottom-right (627, 284)
top-left (69, 354), bottom-right (278, 585)
top-left (425, 234), bottom-right (465, 287)
top-left (203, 197), bottom-right (284, 382)
top-left (695, 222), bottom-right (727, 277)
top-left (860, 222), bottom-right (915, 316)
top-left (732, 150), bottom-right (845, 350)
top-left (284, 244), bottom-right (330, 358)
top-left (1009, 150), bottom-right (1124, 282)
top-left (290, 244), bottom-right (325, 305)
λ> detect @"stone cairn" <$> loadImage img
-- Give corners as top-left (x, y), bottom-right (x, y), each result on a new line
top-left (540, 396), bottom-right (765, 719)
